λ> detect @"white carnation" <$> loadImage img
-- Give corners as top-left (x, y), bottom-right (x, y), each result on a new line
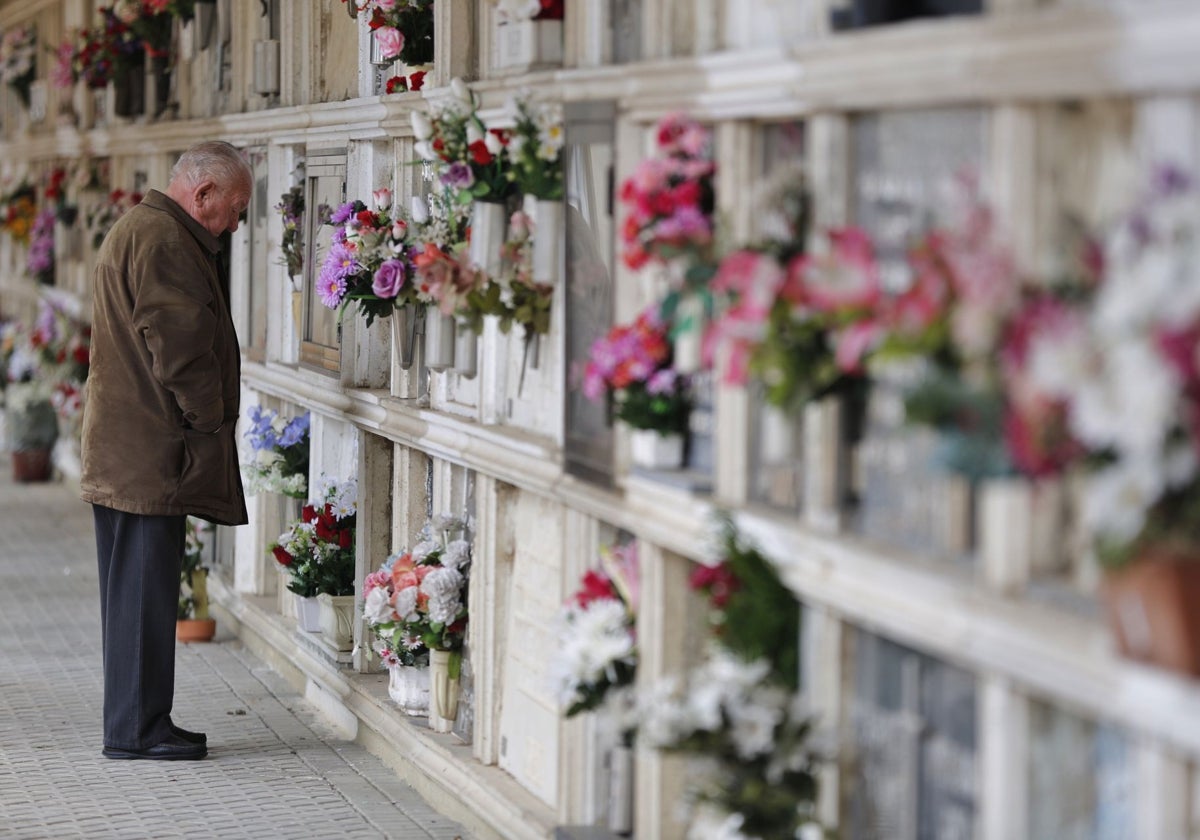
top-left (393, 587), bottom-right (419, 623)
top-left (441, 539), bottom-right (471, 571)
top-left (363, 585), bottom-right (396, 625)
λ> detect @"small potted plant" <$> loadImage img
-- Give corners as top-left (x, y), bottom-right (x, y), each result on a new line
top-left (582, 305), bottom-right (692, 470)
top-left (177, 517), bottom-right (216, 642)
top-left (270, 477), bottom-right (357, 647)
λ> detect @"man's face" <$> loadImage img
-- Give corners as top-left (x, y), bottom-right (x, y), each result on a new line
top-left (194, 177), bottom-right (250, 238)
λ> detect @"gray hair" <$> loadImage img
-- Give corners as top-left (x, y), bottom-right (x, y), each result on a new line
top-left (169, 141), bottom-right (252, 191)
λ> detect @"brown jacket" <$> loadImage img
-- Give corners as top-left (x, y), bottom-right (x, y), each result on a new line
top-left (80, 190), bottom-right (247, 526)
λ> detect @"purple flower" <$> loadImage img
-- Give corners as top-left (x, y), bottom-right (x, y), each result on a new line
top-left (317, 273), bottom-right (347, 309)
top-left (371, 259), bottom-right (407, 300)
top-left (646, 368), bottom-right (678, 395)
top-left (330, 201), bottom-right (358, 225)
top-left (440, 162), bottom-right (476, 191)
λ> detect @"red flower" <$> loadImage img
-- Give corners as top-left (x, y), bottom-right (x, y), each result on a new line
top-left (72, 346), bottom-right (89, 366)
top-left (574, 569), bottom-right (618, 607)
top-left (302, 504), bottom-right (318, 523)
top-left (689, 562), bottom-right (739, 609)
top-left (271, 545), bottom-right (293, 567)
top-left (469, 140), bottom-right (493, 166)
top-left (338, 528), bottom-right (352, 550)
top-left (409, 71), bottom-right (427, 91)
top-left (368, 8), bottom-right (386, 29)
top-left (356, 209), bottom-right (375, 227)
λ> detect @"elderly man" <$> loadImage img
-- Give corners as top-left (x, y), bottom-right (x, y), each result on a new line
top-left (80, 141), bottom-right (252, 761)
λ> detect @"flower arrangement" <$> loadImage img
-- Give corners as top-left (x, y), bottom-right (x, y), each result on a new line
top-left (270, 478), bottom-right (358, 598)
top-left (276, 185), bottom-right (304, 283)
top-left (0, 24), bottom-right (37, 108)
top-left (114, 0), bottom-right (171, 58)
top-left (506, 96), bottom-right (564, 201)
top-left (241, 405), bottom-right (310, 499)
top-left (618, 113), bottom-right (716, 278)
top-left (641, 520), bottom-right (824, 839)
top-left (96, 6), bottom-right (145, 75)
top-left (346, 0), bottom-right (434, 65)
top-left (549, 541), bottom-right (638, 720)
top-left (494, 210), bottom-right (553, 340)
top-left (25, 209), bottom-right (55, 285)
top-left (489, 0), bottom-right (564, 22)
top-left (316, 188), bottom-right (424, 326)
top-left (1, 179), bottom-right (37, 243)
top-left (85, 188), bottom-right (142, 250)
top-left (582, 305), bottom-right (692, 436)
top-left (362, 515), bottom-right (472, 668)
top-left (1012, 165), bottom-right (1200, 567)
top-left (411, 79), bottom-right (516, 207)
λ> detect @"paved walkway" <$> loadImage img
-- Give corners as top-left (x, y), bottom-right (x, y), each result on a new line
top-left (0, 453), bottom-right (467, 840)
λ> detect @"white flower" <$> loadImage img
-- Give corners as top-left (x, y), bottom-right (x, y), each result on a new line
top-left (1082, 459), bottom-right (1165, 545)
top-left (441, 540), bottom-right (471, 571)
top-left (484, 130), bottom-right (503, 156)
top-left (1070, 337), bottom-right (1178, 459)
top-left (411, 539), bottom-right (440, 562)
top-left (726, 685), bottom-right (787, 759)
top-left (410, 196), bottom-right (430, 224)
top-left (393, 586), bottom-right (419, 623)
top-left (427, 594), bottom-right (462, 626)
top-left (411, 111), bottom-right (433, 140)
top-left (466, 121), bottom-right (484, 146)
top-left (432, 513), bottom-right (466, 533)
top-left (687, 807), bottom-right (752, 840)
top-left (549, 599), bottom-right (635, 707)
top-left (363, 585), bottom-right (396, 625)
top-left (421, 566), bottom-right (464, 602)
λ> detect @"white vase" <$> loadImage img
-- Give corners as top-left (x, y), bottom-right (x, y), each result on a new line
top-left (759, 403), bottom-right (796, 464)
top-left (316, 593), bottom-right (355, 651)
top-left (295, 594), bottom-right (321, 633)
top-left (672, 294), bottom-right (704, 375)
top-left (607, 744), bottom-right (635, 833)
top-left (392, 303), bottom-right (418, 370)
top-left (629, 429), bottom-right (685, 470)
top-left (428, 649), bottom-right (461, 733)
top-left (469, 201), bottom-right (507, 279)
top-left (453, 319), bottom-right (478, 379)
top-left (424, 307), bottom-right (456, 371)
top-left (387, 665), bottom-right (431, 716)
top-left (532, 198), bottom-right (564, 286)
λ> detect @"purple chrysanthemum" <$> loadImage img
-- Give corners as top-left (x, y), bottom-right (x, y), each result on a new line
top-left (329, 200), bottom-right (358, 225)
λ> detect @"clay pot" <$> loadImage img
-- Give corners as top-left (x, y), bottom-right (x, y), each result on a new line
top-left (1103, 546), bottom-right (1200, 676)
top-left (176, 618), bottom-right (216, 643)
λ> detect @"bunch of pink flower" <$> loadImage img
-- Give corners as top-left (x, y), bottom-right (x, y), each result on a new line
top-left (619, 113), bottom-right (715, 272)
top-left (581, 306), bottom-right (691, 434)
top-left (346, 0), bottom-right (434, 67)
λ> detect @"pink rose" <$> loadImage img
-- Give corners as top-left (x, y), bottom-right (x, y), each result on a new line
top-left (372, 259), bottom-right (407, 300)
top-left (374, 26), bottom-right (404, 60)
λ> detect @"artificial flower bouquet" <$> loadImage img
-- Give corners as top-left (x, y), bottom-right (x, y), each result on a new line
top-left (25, 209), bottom-right (55, 285)
top-left (506, 95), bottom-right (564, 201)
top-left (494, 210), bottom-right (553, 340)
top-left (641, 520), bottom-right (825, 840)
top-left (346, 0), bottom-right (434, 66)
top-left (362, 515), bottom-right (472, 668)
top-left (241, 405), bottom-right (310, 499)
top-left (270, 477), bottom-right (358, 598)
top-left (582, 305), bottom-right (692, 437)
top-left (0, 179), bottom-right (37, 243)
top-left (549, 541), bottom-right (639, 720)
top-left (618, 113), bottom-right (716, 281)
top-left (0, 24), bottom-right (37, 108)
top-left (411, 79), bottom-right (516, 207)
top-left (276, 185), bottom-right (304, 283)
top-left (317, 188), bottom-right (421, 326)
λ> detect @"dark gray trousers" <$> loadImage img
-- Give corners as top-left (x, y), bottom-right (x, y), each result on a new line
top-left (92, 505), bottom-right (185, 750)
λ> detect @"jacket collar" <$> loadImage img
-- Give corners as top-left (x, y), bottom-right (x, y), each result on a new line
top-left (142, 189), bottom-right (222, 255)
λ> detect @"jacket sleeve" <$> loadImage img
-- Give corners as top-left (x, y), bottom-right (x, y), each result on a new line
top-left (130, 241), bottom-right (224, 433)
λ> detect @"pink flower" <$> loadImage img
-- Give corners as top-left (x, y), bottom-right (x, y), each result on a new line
top-left (374, 0), bottom-right (398, 9)
top-left (833, 319), bottom-right (884, 374)
top-left (372, 259), bottom-right (408, 300)
top-left (374, 26), bottom-right (405, 59)
top-left (787, 228), bottom-right (881, 314)
top-left (372, 188), bottom-right (392, 211)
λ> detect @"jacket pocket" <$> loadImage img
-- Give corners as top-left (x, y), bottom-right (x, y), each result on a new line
top-left (176, 427), bottom-right (228, 504)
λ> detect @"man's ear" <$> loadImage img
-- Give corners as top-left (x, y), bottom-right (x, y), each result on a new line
top-left (193, 179), bottom-right (217, 205)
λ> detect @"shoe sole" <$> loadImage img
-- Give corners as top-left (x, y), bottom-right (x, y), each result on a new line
top-left (102, 747), bottom-right (208, 761)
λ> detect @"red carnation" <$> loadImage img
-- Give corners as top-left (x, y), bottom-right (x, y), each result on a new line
top-left (574, 569), bottom-right (618, 607)
top-left (409, 70), bottom-right (426, 91)
top-left (271, 545), bottom-right (293, 567)
top-left (469, 140), bottom-right (493, 166)
top-left (302, 504), bottom-right (318, 523)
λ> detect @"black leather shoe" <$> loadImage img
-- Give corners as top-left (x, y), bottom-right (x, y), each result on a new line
top-left (170, 723), bottom-right (207, 744)
top-left (102, 733), bottom-right (207, 761)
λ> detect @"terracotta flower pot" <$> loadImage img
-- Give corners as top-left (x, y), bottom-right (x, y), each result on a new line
top-left (12, 448), bottom-right (53, 483)
top-left (176, 618), bottom-right (216, 643)
top-left (1103, 546), bottom-right (1200, 676)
